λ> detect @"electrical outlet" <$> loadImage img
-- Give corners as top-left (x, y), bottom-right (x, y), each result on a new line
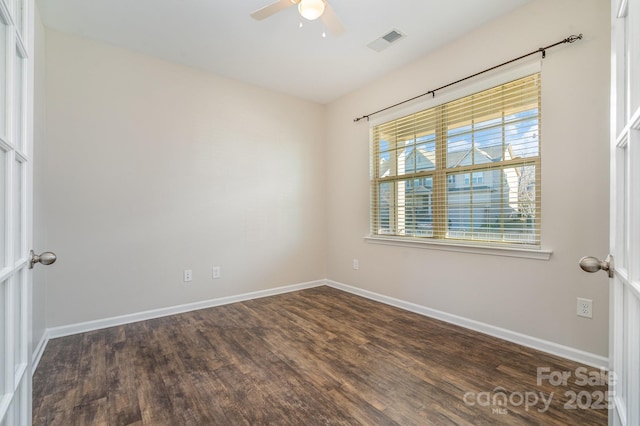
top-left (577, 298), bottom-right (593, 318)
top-left (212, 266), bottom-right (221, 279)
top-left (183, 269), bottom-right (193, 282)
top-left (352, 259), bottom-right (359, 270)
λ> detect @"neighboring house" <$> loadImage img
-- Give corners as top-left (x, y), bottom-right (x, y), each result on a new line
top-left (378, 143), bottom-right (534, 238)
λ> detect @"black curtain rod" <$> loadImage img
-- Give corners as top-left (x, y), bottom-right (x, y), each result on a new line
top-left (353, 33), bottom-right (583, 123)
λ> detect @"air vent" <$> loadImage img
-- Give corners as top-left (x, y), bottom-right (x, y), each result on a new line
top-left (382, 30), bottom-right (403, 43)
top-left (368, 29), bottom-right (406, 52)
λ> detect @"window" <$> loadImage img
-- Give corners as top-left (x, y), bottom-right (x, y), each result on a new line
top-left (371, 73), bottom-right (541, 246)
top-left (464, 172), bottom-right (484, 186)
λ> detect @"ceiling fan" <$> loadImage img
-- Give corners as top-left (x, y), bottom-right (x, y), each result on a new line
top-left (250, 0), bottom-right (345, 36)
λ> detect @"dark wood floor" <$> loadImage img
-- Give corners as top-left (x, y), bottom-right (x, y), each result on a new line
top-left (33, 286), bottom-right (608, 425)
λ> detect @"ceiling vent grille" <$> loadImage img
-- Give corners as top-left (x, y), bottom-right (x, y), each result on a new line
top-left (382, 30), bottom-right (403, 43)
top-left (368, 29), bottom-right (406, 52)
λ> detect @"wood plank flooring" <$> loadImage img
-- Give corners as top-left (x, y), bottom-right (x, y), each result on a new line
top-left (33, 286), bottom-right (609, 425)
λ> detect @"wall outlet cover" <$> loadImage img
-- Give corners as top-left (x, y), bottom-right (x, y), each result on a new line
top-left (577, 297), bottom-right (593, 319)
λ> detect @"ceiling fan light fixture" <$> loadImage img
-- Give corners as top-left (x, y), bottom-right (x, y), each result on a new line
top-left (298, 0), bottom-right (325, 21)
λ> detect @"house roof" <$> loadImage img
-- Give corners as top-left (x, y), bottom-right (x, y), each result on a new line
top-left (379, 144), bottom-right (509, 178)
top-left (448, 145), bottom-right (506, 168)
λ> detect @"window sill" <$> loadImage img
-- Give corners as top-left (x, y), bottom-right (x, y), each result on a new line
top-left (364, 236), bottom-right (553, 260)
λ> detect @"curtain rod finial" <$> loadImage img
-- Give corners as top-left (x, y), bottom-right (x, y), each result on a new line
top-left (567, 34), bottom-right (583, 43)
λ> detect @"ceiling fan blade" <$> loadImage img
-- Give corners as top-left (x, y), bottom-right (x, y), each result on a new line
top-left (250, 0), bottom-right (295, 21)
top-left (320, 2), bottom-right (345, 36)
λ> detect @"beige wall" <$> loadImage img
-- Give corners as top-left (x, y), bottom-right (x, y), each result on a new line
top-left (325, 0), bottom-right (610, 356)
top-left (42, 30), bottom-right (327, 327)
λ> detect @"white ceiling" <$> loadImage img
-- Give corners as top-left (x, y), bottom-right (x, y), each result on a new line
top-left (36, 0), bottom-right (530, 104)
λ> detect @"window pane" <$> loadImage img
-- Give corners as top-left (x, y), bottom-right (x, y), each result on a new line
top-left (13, 271), bottom-right (24, 368)
top-left (474, 118), bottom-right (504, 164)
top-left (0, 280), bottom-right (6, 400)
top-left (621, 144), bottom-right (628, 269)
top-left (401, 144), bottom-right (415, 175)
top-left (402, 177), bottom-right (433, 237)
top-left (447, 125), bottom-right (472, 168)
top-left (447, 172), bottom-right (471, 237)
top-left (0, 149), bottom-right (5, 268)
top-left (506, 109), bottom-right (539, 158)
top-left (504, 164), bottom-right (537, 243)
top-left (376, 182), bottom-right (392, 234)
top-left (378, 150), bottom-right (391, 178)
top-left (14, 50), bottom-right (24, 151)
top-left (447, 166), bottom-right (538, 243)
top-left (0, 23), bottom-right (6, 137)
top-left (380, 138), bottom-right (390, 152)
top-left (13, 160), bottom-right (23, 262)
top-left (416, 139), bottom-right (436, 172)
top-left (16, 0), bottom-right (25, 38)
top-left (396, 137), bottom-right (431, 176)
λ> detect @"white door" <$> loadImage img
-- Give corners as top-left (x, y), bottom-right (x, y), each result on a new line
top-left (0, 0), bottom-right (34, 424)
top-left (609, 0), bottom-right (640, 424)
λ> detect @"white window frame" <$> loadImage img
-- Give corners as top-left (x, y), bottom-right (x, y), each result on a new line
top-left (366, 61), bottom-right (552, 260)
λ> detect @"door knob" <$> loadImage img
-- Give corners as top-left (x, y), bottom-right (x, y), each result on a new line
top-left (29, 250), bottom-right (57, 269)
top-left (579, 254), bottom-right (614, 278)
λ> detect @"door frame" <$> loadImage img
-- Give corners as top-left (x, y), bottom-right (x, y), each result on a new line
top-left (609, 0), bottom-right (640, 424)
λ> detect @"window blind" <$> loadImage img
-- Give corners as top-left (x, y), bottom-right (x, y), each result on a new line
top-left (371, 73), bottom-right (541, 246)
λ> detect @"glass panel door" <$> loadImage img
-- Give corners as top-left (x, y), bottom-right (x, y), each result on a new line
top-left (0, 0), bottom-right (33, 424)
top-left (610, 0), bottom-right (640, 425)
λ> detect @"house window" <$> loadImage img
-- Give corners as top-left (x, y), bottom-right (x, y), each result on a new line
top-left (371, 73), bottom-right (541, 246)
top-left (464, 172), bottom-right (484, 186)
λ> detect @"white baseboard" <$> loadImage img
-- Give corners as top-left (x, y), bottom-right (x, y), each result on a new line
top-left (33, 278), bottom-right (608, 373)
top-left (31, 330), bottom-right (50, 376)
top-left (46, 280), bottom-right (325, 340)
top-left (325, 280), bottom-right (609, 370)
